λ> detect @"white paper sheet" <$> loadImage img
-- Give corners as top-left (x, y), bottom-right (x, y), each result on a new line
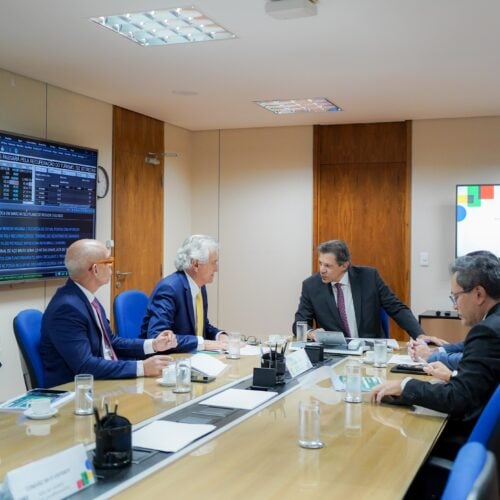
top-left (239, 345), bottom-right (270, 356)
top-left (200, 388), bottom-right (277, 410)
top-left (190, 353), bottom-right (227, 377)
top-left (388, 354), bottom-right (424, 366)
top-left (133, 420), bottom-right (215, 453)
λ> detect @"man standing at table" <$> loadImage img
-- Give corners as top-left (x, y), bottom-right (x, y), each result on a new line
top-left (293, 239), bottom-right (425, 340)
top-left (140, 234), bottom-right (227, 352)
top-left (371, 253), bottom-right (500, 421)
top-left (40, 239), bottom-right (176, 387)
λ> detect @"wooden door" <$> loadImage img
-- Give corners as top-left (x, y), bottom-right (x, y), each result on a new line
top-left (314, 123), bottom-right (411, 340)
top-left (112, 106), bottom-right (164, 306)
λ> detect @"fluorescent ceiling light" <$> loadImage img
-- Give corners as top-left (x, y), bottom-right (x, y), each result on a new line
top-left (255, 98), bottom-right (342, 115)
top-left (90, 7), bottom-right (236, 46)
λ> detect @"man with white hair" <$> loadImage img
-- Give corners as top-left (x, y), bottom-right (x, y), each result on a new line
top-left (141, 235), bottom-right (227, 352)
top-left (40, 239), bottom-right (176, 387)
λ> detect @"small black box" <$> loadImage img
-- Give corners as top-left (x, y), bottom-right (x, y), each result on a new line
top-left (305, 344), bottom-right (324, 363)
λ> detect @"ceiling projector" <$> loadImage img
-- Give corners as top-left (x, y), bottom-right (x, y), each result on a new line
top-left (265, 0), bottom-right (318, 20)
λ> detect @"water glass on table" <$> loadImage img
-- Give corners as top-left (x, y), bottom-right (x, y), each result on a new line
top-left (298, 401), bottom-right (324, 449)
top-left (344, 361), bottom-right (362, 403)
top-left (226, 332), bottom-right (241, 359)
top-left (173, 358), bottom-right (192, 393)
top-left (296, 321), bottom-right (309, 343)
top-left (373, 339), bottom-right (388, 368)
top-left (74, 374), bottom-right (94, 415)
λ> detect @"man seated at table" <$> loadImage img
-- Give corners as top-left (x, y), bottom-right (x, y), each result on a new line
top-left (40, 239), bottom-right (176, 387)
top-left (371, 253), bottom-right (500, 421)
top-left (140, 234), bottom-right (227, 352)
top-left (293, 239), bottom-right (426, 340)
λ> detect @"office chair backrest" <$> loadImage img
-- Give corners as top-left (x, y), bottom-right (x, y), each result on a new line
top-left (441, 442), bottom-right (498, 500)
top-left (468, 385), bottom-right (500, 455)
top-left (114, 290), bottom-right (149, 339)
top-left (13, 309), bottom-right (45, 389)
top-left (380, 308), bottom-right (390, 338)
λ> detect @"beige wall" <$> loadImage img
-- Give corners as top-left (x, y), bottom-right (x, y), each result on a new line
top-left (411, 116), bottom-right (500, 316)
top-left (0, 69), bottom-right (112, 399)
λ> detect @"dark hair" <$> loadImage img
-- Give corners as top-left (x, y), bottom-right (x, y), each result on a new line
top-left (450, 254), bottom-right (500, 300)
top-left (465, 250), bottom-right (499, 261)
top-left (317, 240), bottom-right (351, 265)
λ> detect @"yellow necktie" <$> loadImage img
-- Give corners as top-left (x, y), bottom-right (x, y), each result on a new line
top-left (196, 291), bottom-right (204, 337)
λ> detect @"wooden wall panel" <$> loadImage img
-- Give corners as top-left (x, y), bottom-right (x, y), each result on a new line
top-left (314, 122), bottom-right (412, 340)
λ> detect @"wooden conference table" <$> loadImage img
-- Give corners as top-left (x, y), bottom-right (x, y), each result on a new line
top-left (0, 351), bottom-right (446, 499)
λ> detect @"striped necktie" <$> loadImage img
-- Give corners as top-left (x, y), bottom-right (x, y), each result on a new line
top-left (334, 283), bottom-right (351, 338)
top-left (196, 291), bottom-right (204, 337)
top-left (91, 298), bottom-right (118, 360)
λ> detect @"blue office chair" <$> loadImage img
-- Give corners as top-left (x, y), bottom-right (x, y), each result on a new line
top-left (441, 442), bottom-right (499, 500)
top-left (114, 290), bottom-right (149, 339)
top-left (13, 309), bottom-right (45, 389)
top-left (380, 308), bottom-right (390, 338)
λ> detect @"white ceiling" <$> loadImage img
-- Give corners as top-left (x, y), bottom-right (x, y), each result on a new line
top-left (1, 0), bottom-right (499, 131)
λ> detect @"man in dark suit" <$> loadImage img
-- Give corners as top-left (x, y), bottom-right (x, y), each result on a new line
top-left (140, 235), bottom-right (227, 352)
top-left (372, 253), bottom-right (500, 421)
top-left (40, 239), bottom-right (175, 387)
top-left (294, 240), bottom-right (425, 340)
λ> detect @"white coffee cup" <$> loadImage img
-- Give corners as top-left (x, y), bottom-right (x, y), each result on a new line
top-left (162, 365), bottom-right (176, 385)
top-left (28, 398), bottom-right (52, 416)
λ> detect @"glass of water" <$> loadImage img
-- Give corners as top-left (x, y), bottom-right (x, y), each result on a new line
top-left (226, 332), bottom-right (241, 359)
top-left (173, 358), bottom-right (192, 393)
top-left (373, 339), bottom-right (388, 368)
top-left (298, 401), bottom-right (324, 449)
top-left (74, 374), bottom-right (94, 415)
top-left (344, 361), bottom-right (362, 403)
top-left (296, 321), bottom-right (309, 343)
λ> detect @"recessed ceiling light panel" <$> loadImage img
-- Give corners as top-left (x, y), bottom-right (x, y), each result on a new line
top-left (90, 7), bottom-right (236, 46)
top-left (255, 98), bottom-right (342, 115)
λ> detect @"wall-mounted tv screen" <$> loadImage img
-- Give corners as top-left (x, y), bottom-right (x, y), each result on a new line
top-left (456, 184), bottom-right (500, 258)
top-left (0, 130), bottom-right (98, 284)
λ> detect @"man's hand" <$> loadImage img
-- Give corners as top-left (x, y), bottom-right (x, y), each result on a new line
top-left (408, 339), bottom-right (432, 362)
top-left (423, 361), bottom-right (453, 382)
top-left (143, 355), bottom-right (173, 377)
top-left (416, 334), bottom-right (449, 346)
top-left (152, 330), bottom-right (177, 352)
top-left (307, 328), bottom-right (324, 341)
top-left (203, 339), bottom-right (228, 351)
top-left (371, 380), bottom-right (404, 404)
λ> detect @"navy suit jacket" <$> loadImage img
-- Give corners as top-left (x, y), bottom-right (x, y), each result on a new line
top-left (140, 271), bottom-right (219, 352)
top-left (294, 265), bottom-right (424, 339)
top-left (40, 279), bottom-right (146, 387)
top-left (401, 303), bottom-right (500, 421)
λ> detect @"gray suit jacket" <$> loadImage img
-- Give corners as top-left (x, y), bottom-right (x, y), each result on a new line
top-left (294, 265), bottom-right (423, 339)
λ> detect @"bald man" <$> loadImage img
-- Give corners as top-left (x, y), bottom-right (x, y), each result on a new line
top-left (40, 239), bottom-right (176, 387)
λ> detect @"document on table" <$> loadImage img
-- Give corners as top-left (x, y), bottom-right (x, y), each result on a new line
top-left (388, 354), bottom-right (423, 366)
top-left (190, 353), bottom-right (227, 377)
top-left (200, 388), bottom-right (277, 410)
top-left (239, 345), bottom-right (270, 356)
top-left (133, 420), bottom-right (216, 453)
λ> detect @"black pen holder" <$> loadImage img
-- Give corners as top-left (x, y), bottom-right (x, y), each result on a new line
top-left (305, 344), bottom-right (324, 364)
top-left (94, 413), bottom-right (132, 470)
top-left (261, 352), bottom-right (286, 384)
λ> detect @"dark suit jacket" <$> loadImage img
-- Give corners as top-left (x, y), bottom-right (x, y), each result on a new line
top-left (40, 279), bottom-right (146, 387)
top-left (140, 271), bottom-right (219, 352)
top-left (400, 303), bottom-right (500, 421)
top-left (294, 266), bottom-right (424, 339)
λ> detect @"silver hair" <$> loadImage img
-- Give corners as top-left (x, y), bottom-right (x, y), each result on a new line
top-left (174, 235), bottom-right (218, 271)
top-left (65, 239), bottom-right (106, 278)
top-left (450, 254), bottom-right (500, 300)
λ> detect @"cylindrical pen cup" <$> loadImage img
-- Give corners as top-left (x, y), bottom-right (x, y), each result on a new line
top-left (93, 416), bottom-right (132, 469)
top-left (261, 352), bottom-right (286, 384)
top-left (298, 401), bottom-right (324, 449)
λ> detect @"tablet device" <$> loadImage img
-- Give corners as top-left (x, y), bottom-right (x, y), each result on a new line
top-left (390, 364), bottom-right (430, 376)
top-left (314, 331), bottom-right (346, 347)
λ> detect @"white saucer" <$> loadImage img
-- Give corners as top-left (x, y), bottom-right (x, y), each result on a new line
top-left (24, 408), bottom-right (58, 420)
top-left (156, 378), bottom-right (175, 387)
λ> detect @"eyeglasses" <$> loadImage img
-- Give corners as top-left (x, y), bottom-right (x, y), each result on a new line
top-left (88, 257), bottom-right (114, 271)
top-left (449, 288), bottom-right (472, 306)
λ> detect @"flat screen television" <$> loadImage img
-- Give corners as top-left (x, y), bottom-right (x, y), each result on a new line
top-left (0, 130), bottom-right (98, 284)
top-left (456, 184), bottom-right (500, 258)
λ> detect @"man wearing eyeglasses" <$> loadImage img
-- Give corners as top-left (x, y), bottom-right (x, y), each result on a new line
top-left (40, 239), bottom-right (177, 387)
top-left (371, 253), bottom-right (500, 421)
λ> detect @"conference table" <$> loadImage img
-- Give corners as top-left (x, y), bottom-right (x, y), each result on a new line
top-left (0, 350), bottom-right (447, 499)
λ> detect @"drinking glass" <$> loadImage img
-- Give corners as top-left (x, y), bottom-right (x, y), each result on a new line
top-left (74, 374), bottom-right (94, 415)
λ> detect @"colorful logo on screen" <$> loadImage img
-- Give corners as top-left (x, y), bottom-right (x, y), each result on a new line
top-left (76, 459), bottom-right (94, 490)
top-left (456, 185), bottom-right (495, 222)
